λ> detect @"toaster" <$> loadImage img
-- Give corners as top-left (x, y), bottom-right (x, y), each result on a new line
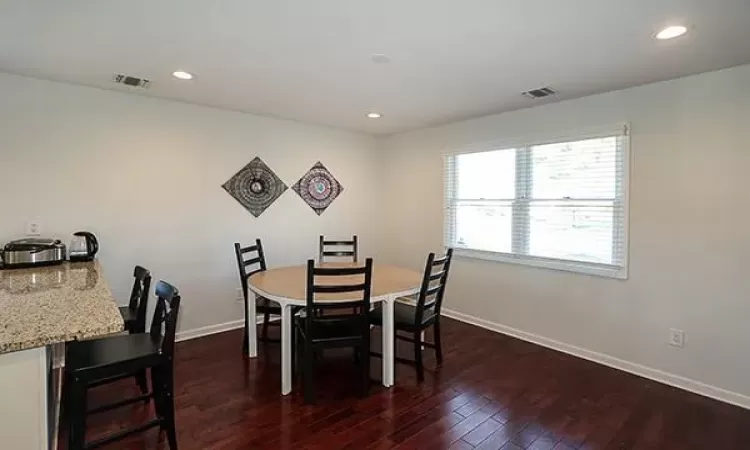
top-left (0, 238), bottom-right (66, 268)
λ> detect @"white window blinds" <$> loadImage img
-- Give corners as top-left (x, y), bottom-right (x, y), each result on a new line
top-left (444, 125), bottom-right (629, 278)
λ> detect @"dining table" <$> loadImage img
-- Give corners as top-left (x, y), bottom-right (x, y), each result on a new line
top-left (246, 262), bottom-right (423, 395)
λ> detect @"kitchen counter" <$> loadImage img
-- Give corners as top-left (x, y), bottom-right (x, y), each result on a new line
top-left (0, 261), bottom-right (124, 354)
top-left (0, 260), bottom-right (124, 450)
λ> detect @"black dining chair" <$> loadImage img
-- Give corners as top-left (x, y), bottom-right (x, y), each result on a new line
top-left (319, 235), bottom-right (358, 263)
top-left (295, 258), bottom-right (373, 404)
top-left (117, 265), bottom-right (151, 394)
top-left (64, 280), bottom-right (181, 450)
top-left (235, 240), bottom-right (282, 351)
top-left (369, 249), bottom-right (453, 381)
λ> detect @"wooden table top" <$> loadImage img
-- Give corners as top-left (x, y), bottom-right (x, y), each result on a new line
top-left (247, 262), bottom-right (422, 303)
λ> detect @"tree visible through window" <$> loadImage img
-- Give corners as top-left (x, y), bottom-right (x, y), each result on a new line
top-left (445, 128), bottom-right (628, 277)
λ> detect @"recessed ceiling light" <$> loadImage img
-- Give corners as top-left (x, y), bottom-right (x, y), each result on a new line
top-left (656, 25), bottom-right (688, 40)
top-left (172, 70), bottom-right (194, 80)
top-left (367, 112), bottom-right (382, 119)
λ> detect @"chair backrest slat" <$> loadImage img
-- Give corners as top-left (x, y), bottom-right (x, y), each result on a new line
top-left (319, 235), bottom-right (358, 263)
top-left (415, 249), bottom-right (454, 323)
top-left (238, 244), bottom-right (259, 254)
top-left (322, 251), bottom-right (355, 257)
top-left (242, 257), bottom-right (262, 267)
top-left (234, 239), bottom-right (267, 302)
top-left (431, 256), bottom-right (449, 266)
top-left (313, 265), bottom-right (367, 276)
top-left (150, 280), bottom-right (181, 359)
top-left (312, 283), bottom-right (368, 294)
top-left (428, 270), bottom-right (446, 282)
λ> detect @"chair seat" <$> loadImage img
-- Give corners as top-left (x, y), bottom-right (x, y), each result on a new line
top-left (66, 334), bottom-right (161, 381)
top-left (295, 316), bottom-right (367, 346)
top-left (369, 301), bottom-right (436, 330)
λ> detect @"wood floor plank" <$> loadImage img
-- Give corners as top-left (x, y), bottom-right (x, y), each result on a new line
top-left (60, 317), bottom-right (750, 450)
top-left (462, 418), bottom-right (506, 447)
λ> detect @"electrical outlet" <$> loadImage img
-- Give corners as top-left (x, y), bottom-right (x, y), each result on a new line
top-left (236, 288), bottom-right (244, 302)
top-left (25, 220), bottom-right (42, 236)
top-left (669, 328), bottom-right (685, 348)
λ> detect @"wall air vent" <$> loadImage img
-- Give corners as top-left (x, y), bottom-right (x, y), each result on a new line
top-left (112, 73), bottom-right (151, 89)
top-left (522, 87), bottom-right (556, 99)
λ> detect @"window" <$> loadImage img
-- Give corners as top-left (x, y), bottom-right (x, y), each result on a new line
top-left (444, 126), bottom-right (629, 278)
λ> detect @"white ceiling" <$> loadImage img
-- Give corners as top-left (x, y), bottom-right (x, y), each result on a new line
top-left (1, 1), bottom-right (749, 135)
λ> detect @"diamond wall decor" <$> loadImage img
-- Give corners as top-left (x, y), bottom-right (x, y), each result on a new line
top-left (222, 157), bottom-right (287, 217)
top-left (292, 162), bottom-right (344, 215)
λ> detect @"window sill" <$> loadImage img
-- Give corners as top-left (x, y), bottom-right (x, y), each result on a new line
top-left (451, 247), bottom-right (628, 280)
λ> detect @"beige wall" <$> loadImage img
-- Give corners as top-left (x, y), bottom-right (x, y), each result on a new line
top-left (2, 64), bottom-right (750, 408)
top-left (0, 73), bottom-right (381, 336)
top-left (380, 64), bottom-right (750, 406)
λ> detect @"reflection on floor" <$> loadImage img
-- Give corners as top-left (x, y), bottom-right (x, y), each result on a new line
top-left (59, 317), bottom-right (750, 449)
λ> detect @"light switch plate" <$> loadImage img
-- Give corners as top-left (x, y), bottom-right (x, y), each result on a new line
top-left (669, 328), bottom-right (685, 348)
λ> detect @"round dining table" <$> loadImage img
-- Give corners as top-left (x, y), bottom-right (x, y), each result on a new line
top-left (247, 262), bottom-right (423, 395)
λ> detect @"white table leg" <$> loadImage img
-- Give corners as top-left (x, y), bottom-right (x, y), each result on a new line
top-left (281, 304), bottom-right (293, 395)
top-left (381, 297), bottom-right (396, 387)
top-left (246, 291), bottom-right (258, 358)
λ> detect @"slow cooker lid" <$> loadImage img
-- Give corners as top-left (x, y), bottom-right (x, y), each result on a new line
top-left (4, 238), bottom-right (61, 252)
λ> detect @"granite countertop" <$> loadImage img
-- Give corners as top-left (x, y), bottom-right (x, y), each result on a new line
top-left (0, 261), bottom-right (124, 354)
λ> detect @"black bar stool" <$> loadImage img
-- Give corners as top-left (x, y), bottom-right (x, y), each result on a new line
top-left (64, 280), bottom-right (182, 450)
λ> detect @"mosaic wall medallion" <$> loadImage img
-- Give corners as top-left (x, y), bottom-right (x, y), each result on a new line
top-left (292, 162), bottom-right (344, 215)
top-left (222, 157), bottom-right (287, 217)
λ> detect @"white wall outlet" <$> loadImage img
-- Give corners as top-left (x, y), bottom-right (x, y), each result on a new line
top-left (669, 328), bottom-right (685, 348)
top-left (236, 288), bottom-right (244, 302)
top-left (25, 220), bottom-right (42, 236)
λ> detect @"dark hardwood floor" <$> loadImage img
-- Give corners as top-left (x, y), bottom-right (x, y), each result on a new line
top-left (61, 317), bottom-right (750, 449)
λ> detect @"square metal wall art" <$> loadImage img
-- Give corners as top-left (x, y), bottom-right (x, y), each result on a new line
top-left (292, 162), bottom-right (344, 215)
top-left (222, 157), bottom-right (288, 217)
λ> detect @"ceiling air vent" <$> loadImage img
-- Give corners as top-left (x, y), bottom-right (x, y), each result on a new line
top-left (112, 73), bottom-right (151, 89)
top-left (522, 87), bottom-right (556, 99)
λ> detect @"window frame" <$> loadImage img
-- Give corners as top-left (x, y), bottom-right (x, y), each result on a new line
top-left (444, 124), bottom-right (630, 280)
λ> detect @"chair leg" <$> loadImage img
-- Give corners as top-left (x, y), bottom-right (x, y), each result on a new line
top-left (303, 344), bottom-right (316, 404)
top-left (434, 320), bottom-right (443, 366)
top-left (60, 371), bottom-right (71, 425)
top-left (292, 326), bottom-right (299, 380)
top-left (242, 321), bottom-right (249, 355)
top-left (360, 342), bottom-right (370, 397)
top-left (67, 378), bottom-right (87, 450)
top-left (262, 311), bottom-right (271, 341)
top-left (414, 332), bottom-right (424, 382)
top-left (163, 367), bottom-right (179, 450)
top-left (151, 366), bottom-right (165, 424)
top-left (353, 346), bottom-right (361, 365)
top-left (135, 369), bottom-right (149, 396)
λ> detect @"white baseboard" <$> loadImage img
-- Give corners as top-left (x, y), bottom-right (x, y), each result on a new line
top-left (176, 319), bottom-right (245, 343)
top-left (175, 315), bottom-right (279, 343)
top-left (441, 307), bottom-right (750, 410)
